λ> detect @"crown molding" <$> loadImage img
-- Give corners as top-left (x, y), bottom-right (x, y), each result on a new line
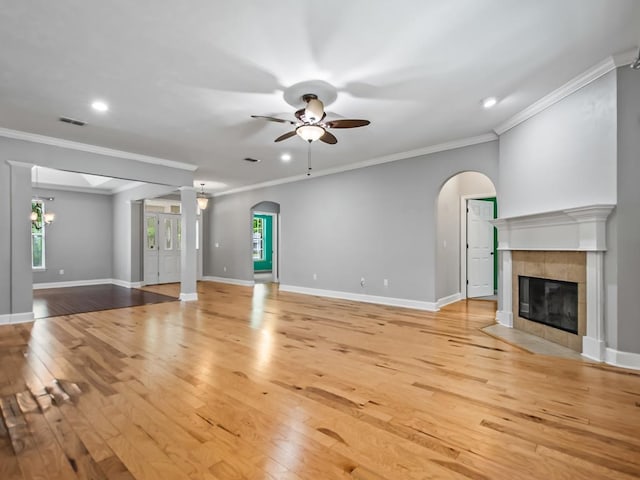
top-left (0, 127), bottom-right (198, 172)
top-left (494, 48), bottom-right (638, 135)
top-left (215, 133), bottom-right (498, 197)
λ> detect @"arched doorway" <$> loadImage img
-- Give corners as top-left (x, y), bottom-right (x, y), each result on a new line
top-left (436, 171), bottom-right (497, 304)
top-left (250, 201), bottom-right (280, 284)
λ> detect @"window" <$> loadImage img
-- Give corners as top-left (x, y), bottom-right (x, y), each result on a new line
top-left (31, 200), bottom-right (45, 269)
top-left (252, 217), bottom-right (264, 260)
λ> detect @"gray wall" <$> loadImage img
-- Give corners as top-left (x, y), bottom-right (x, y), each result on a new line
top-left (0, 138), bottom-right (193, 315)
top-left (616, 66), bottom-right (640, 354)
top-left (206, 141), bottom-right (499, 303)
top-left (32, 188), bottom-right (113, 284)
top-left (436, 171), bottom-right (496, 300)
top-left (499, 71), bottom-right (617, 218)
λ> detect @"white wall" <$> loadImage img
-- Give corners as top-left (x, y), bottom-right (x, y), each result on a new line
top-left (499, 71), bottom-right (617, 218)
top-left (206, 141), bottom-right (499, 304)
top-left (436, 172), bottom-right (496, 300)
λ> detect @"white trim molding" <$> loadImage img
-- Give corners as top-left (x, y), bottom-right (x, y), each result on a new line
top-left (0, 312), bottom-right (34, 325)
top-left (33, 278), bottom-right (113, 290)
top-left (0, 127), bottom-right (198, 172)
top-left (202, 276), bottom-right (255, 287)
top-left (436, 292), bottom-right (463, 309)
top-left (494, 50), bottom-right (637, 135)
top-left (491, 205), bottom-right (615, 252)
top-left (605, 348), bottom-right (640, 371)
top-left (111, 279), bottom-right (144, 289)
top-left (179, 292), bottom-right (198, 302)
top-left (495, 310), bottom-right (513, 328)
top-left (279, 284), bottom-right (439, 312)
top-left (215, 133), bottom-right (497, 197)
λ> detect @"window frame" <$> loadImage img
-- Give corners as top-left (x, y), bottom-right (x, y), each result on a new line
top-left (31, 199), bottom-right (46, 271)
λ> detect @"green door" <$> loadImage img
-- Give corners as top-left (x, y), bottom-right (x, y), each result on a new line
top-left (253, 214), bottom-right (272, 272)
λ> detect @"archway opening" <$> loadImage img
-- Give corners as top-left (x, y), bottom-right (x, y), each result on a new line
top-left (250, 201), bottom-right (280, 284)
top-left (436, 171), bottom-right (497, 305)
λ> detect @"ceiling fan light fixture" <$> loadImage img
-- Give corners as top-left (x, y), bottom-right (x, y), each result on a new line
top-left (304, 97), bottom-right (324, 123)
top-left (296, 124), bottom-right (325, 142)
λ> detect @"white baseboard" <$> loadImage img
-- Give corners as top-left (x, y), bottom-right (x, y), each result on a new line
top-left (33, 278), bottom-right (113, 290)
top-left (582, 336), bottom-right (606, 362)
top-left (495, 310), bottom-right (513, 327)
top-left (202, 276), bottom-right (255, 287)
top-left (179, 292), bottom-right (198, 302)
top-left (436, 292), bottom-right (462, 309)
top-left (0, 311), bottom-right (34, 325)
top-left (33, 278), bottom-right (144, 290)
top-left (605, 347), bottom-right (640, 371)
top-left (111, 279), bottom-right (144, 289)
top-left (278, 284), bottom-right (438, 312)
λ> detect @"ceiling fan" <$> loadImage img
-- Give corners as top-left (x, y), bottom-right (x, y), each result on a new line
top-left (251, 94), bottom-right (370, 144)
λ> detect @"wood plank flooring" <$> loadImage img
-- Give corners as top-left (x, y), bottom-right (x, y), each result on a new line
top-left (2, 281), bottom-right (639, 479)
top-left (33, 284), bottom-right (178, 319)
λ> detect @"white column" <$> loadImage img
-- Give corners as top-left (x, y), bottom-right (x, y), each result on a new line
top-left (582, 251), bottom-right (606, 361)
top-left (495, 250), bottom-right (513, 327)
top-left (179, 186), bottom-right (198, 301)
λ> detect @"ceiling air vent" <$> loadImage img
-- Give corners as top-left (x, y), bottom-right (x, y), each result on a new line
top-left (243, 157), bottom-right (261, 163)
top-left (59, 116), bottom-right (87, 126)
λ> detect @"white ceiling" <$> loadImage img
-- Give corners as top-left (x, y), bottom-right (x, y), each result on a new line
top-left (1, 0), bottom-right (639, 193)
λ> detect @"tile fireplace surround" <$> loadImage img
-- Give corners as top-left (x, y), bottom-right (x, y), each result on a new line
top-left (492, 205), bottom-right (614, 363)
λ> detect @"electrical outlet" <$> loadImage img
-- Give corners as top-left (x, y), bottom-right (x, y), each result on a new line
top-left (360, 277), bottom-right (365, 287)
top-left (59, 269), bottom-right (64, 275)
top-left (383, 278), bottom-right (388, 287)
top-left (223, 266), bottom-right (227, 272)
top-left (313, 273), bottom-right (317, 280)
top-left (215, 242), bottom-right (219, 248)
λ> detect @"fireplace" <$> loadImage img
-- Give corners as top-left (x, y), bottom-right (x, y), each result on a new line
top-left (518, 276), bottom-right (578, 334)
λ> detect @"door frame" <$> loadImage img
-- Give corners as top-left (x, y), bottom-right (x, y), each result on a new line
top-left (460, 193), bottom-right (496, 299)
top-left (253, 210), bottom-right (279, 282)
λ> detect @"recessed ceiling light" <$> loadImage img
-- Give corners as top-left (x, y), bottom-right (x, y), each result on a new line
top-left (482, 97), bottom-right (498, 109)
top-left (280, 153), bottom-right (291, 162)
top-left (91, 100), bottom-right (109, 112)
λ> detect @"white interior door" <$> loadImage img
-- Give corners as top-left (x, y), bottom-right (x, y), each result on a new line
top-left (144, 214), bottom-right (159, 285)
top-left (158, 213), bottom-right (181, 284)
top-left (467, 199), bottom-right (494, 298)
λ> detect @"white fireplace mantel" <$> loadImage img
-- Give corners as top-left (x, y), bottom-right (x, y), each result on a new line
top-left (492, 204), bottom-right (615, 364)
top-left (491, 204), bottom-right (615, 252)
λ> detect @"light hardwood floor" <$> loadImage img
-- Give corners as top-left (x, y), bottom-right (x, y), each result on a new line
top-left (1, 281), bottom-right (639, 479)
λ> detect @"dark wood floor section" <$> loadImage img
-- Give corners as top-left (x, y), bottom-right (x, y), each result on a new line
top-left (2, 281), bottom-right (639, 479)
top-left (33, 284), bottom-right (178, 319)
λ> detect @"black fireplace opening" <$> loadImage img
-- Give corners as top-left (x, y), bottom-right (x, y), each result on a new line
top-left (518, 276), bottom-right (578, 334)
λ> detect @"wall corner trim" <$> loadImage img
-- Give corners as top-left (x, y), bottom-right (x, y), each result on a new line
top-left (0, 312), bottom-right (34, 325)
top-left (494, 53), bottom-right (628, 135)
top-left (279, 284), bottom-right (439, 312)
top-left (496, 310), bottom-right (513, 328)
top-left (179, 292), bottom-right (198, 302)
top-left (202, 276), bottom-right (255, 287)
top-left (436, 292), bottom-right (463, 309)
top-left (605, 348), bottom-right (640, 371)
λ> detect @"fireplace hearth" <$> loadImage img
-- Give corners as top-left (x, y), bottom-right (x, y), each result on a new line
top-left (518, 276), bottom-right (578, 334)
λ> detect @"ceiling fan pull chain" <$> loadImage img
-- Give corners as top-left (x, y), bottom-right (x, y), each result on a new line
top-left (307, 142), bottom-right (312, 176)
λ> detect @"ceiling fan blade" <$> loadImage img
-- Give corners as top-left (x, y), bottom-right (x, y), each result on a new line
top-left (325, 119), bottom-right (370, 129)
top-left (319, 131), bottom-right (338, 144)
top-left (251, 115), bottom-right (294, 125)
top-left (274, 130), bottom-right (297, 142)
